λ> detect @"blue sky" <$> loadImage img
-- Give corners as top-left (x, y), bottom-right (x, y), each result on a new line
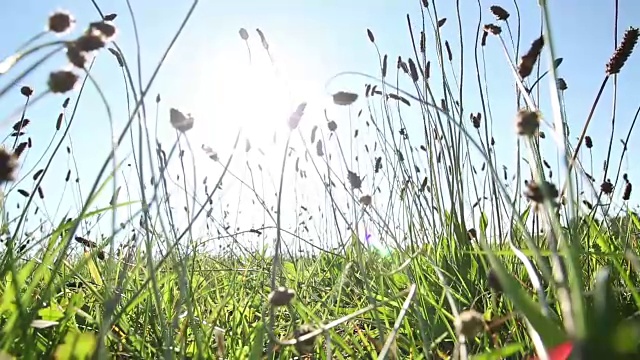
top-left (1, 0), bottom-right (639, 250)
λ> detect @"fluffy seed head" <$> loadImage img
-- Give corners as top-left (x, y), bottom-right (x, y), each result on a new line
top-left (48, 10), bottom-right (75, 34)
top-left (47, 70), bottom-right (78, 93)
top-left (525, 180), bottom-right (559, 203)
top-left (293, 324), bottom-right (317, 354)
top-left (454, 310), bottom-right (485, 339)
top-left (268, 287), bottom-right (296, 307)
top-left (515, 109), bottom-right (540, 136)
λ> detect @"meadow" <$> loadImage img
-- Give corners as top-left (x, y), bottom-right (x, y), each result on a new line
top-left (0, 1), bottom-right (639, 359)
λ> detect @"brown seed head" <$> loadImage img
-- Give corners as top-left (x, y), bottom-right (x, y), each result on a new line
top-left (47, 70), bottom-right (78, 93)
top-left (75, 32), bottom-right (106, 52)
top-left (293, 324), bottom-right (317, 354)
top-left (600, 179), bottom-right (614, 195)
top-left (518, 36), bottom-right (544, 78)
top-left (268, 287), bottom-right (296, 306)
top-left (515, 109), bottom-right (540, 136)
top-left (48, 11), bottom-right (75, 34)
top-left (585, 136), bottom-right (593, 149)
top-left (332, 91), bottom-right (358, 106)
top-left (66, 44), bottom-right (87, 68)
top-left (0, 148), bottom-right (19, 183)
top-left (525, 180), bottom-right (559, 203)
top-left (623, 183), bottom-right (632, 201)
top-left (327, 120), bottom-right (337, 132)
top-left (483, 24), bottom-right (502, 36)
top-left (20, 86), bottom-right (33, 97)
top-left (490, 5), bottom-right (510, 21)
top-left (557, 78), bottom-right (568, 91)
top-left (471, 112), bottom-right (481, 129)
top-left (89, 21), bottom-right (117, 39)
top-left (454, 310), bottom-right (485, 339)
top-left (359, 195), bottom-right (372, 206)
top-left (408, 58), bottom-right (419, 82)
top-left (606, 27), bottom-right (639, 75)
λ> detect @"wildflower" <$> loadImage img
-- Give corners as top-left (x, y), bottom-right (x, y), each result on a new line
top-left (530, 341), bottom-right (573, 360)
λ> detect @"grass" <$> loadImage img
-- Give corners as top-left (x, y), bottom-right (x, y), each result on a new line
top-left (0, 1), bottom-right (639, 359)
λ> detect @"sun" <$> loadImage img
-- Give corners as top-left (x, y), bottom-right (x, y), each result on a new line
top-left (185, 41), bottom-right (319, 156)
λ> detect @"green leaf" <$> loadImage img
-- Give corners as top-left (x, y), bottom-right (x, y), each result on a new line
top-left (30, 319), bottom-right (59, 329)
top-left (55, 332), bottom-right (96, 360)
top-left (249, 322), bottom-right (266, 359)
top-left (471, 343), bottom-right (524, 360)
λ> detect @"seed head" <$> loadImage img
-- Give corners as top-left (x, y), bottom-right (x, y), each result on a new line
top-left (288, 102), bottom-right (306, 130)
top-left (0, 148), bottom-right (19, 183)
top-left (169, 108), bottom-right (194, 133)
top-left (471, 112), bottom-right (481, 129)
top-left (327, 120), bottom-right (337, 132)
top-left (585, 136), bottom-right (593, 149)
top-left (525, 180), bottom-right (559, 203)
top-left (483, 24), bottom-right (502, 36)
top-left (454, 310), bottom-right (485, 339)
top-left (606, 27), bottom-right (638, 75)
top-left (268, 287), bottom-right (296, 307)
top-left (20, 86), bottom-right (33, 97)
top-left (518, 35), bottom-right (544, 79)
top-left (623, 183), bottom-right (632, 201)
top-left (48, 11), bottom-right (75, 34)
top-left (47, 70), bottom-right (78, 93)
top-left (490, 5), bottom-right (510, 21)
top-left (557, 78), bottom-right (568, 91)
top-left (293, 324), bottom-right (317, 354)
top-left (359, 195), bottom-right (372, 206)
top-left (89, 21), bottom-right (117, 40)
top-left (238, 28), bottom-right (249, 40)
top-left (347, 170), bottom-right (362, 190)
top-left (75, 32), bottom-right (106, 52)
top-left (515, 109), bottom-right (540, 136)
top-left (332, 91), bottom-right (358, 106)
top-left (66, 44), bottom-right (87, 68)
top-left (600, 179), bottom-right (614, 195)
top-left (408, 58), bottom-right (419, 82)
top-left (467, 228), bottom-right (477, 240)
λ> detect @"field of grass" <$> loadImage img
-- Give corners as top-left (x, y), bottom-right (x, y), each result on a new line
top-left (0, 1), bottom-right (639, 359)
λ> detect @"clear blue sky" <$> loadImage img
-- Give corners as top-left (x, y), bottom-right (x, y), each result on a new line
top-left (1, 0), bottom-right (639, 249)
